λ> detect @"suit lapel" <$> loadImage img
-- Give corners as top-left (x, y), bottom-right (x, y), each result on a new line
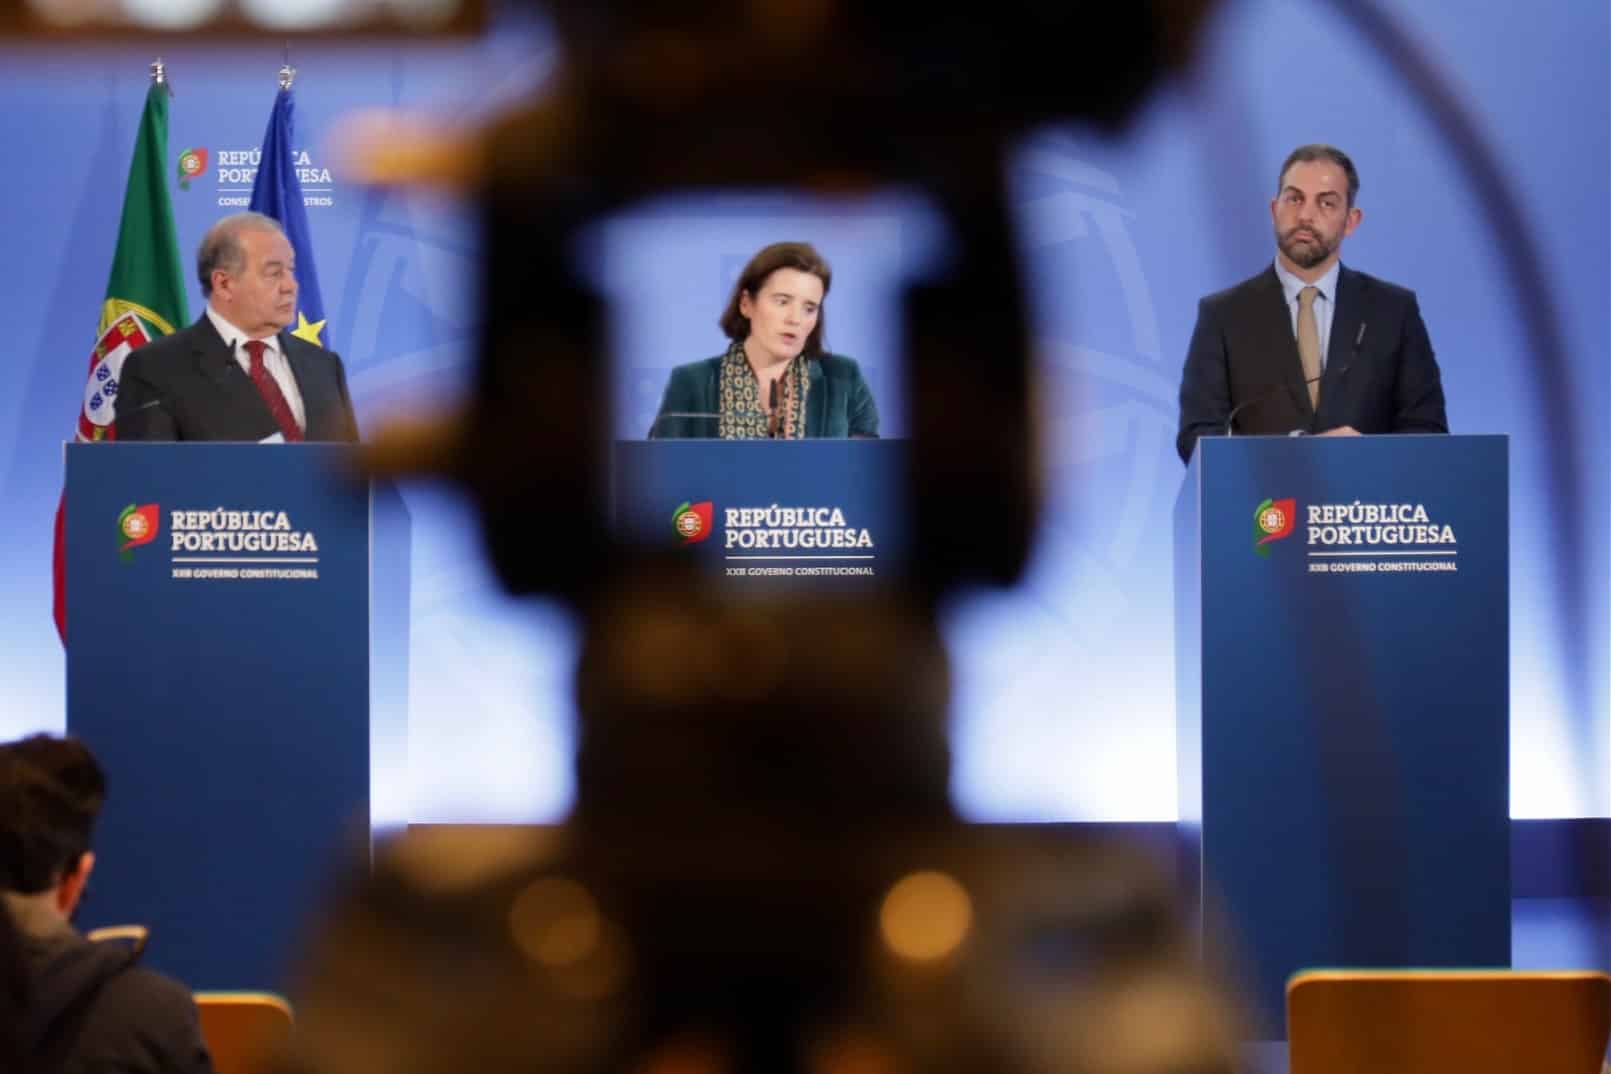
top-left (194, 315), bottom-right (240, 389)
top-left (191, 317), bottom-right (279, 436)
top-left (1251, 268), bottom-right (1315, 422)
top-left (1320, 265), bottom-right (1365, 426)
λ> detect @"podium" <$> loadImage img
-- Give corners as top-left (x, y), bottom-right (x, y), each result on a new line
top-left (63, 443), bottom-right (410, 991)
top-left (612, 439), bottom-right (910, 583)
top-left (1174, 434), bottom-right (1510, 1034)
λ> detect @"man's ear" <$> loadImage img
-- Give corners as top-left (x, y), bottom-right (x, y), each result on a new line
top-left (1342, 205), bottom-right (1363, 239)
top-left (57, 851), bottom-right (95, 917)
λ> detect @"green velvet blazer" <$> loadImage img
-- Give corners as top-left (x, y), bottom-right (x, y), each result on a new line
top-left (649, 353), bottom-right (879, 439)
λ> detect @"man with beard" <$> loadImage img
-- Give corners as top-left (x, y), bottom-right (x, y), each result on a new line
top-left (1175, 144), bottom-right (1448, 463)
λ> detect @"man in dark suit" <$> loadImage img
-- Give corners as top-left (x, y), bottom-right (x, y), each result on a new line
top-left (1176, 144), bottom-right (1446, 464)
top-left (115, 211), bottom-right (358, 442)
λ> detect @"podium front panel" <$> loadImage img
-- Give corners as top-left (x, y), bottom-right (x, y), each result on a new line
top-left (612, 439), bottom-right (910, 587)
top-left (1176, 434), bottom-right (1509, 1034)
top-left (65, 443), bottom-right (373, 990)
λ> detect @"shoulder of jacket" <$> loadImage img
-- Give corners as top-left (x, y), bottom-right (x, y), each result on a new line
top-left (94, 962), bottom-right (196, 1014)
top-left (1342, 266), bottom-right (1415, 306)
top-left (283, 334), bottom-right (342, 363)
top-left (672, 355), bottom-right (724, 377)
top-left (1204, 267), bottom-right (1280, 310)
top-left (123, 324), bottom-right (199, 367)
top-left (813, 353), bottom-right (863, 378)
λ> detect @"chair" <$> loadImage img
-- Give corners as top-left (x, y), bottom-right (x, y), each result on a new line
top-left (193, 992), bottom-right (295, 1074)
top-left (1288, 970), bottom-right (1611, 1074)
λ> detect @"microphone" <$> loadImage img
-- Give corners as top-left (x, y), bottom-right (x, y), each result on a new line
top-left (114, 394), bottom-right (167, 439)
top-left (1225, 323), bottom-right (1364, 436)
top-left (768, 379), bottom-right (781, 439)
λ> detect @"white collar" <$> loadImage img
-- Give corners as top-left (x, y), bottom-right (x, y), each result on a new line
top-left (205, 304), bottom-right (279, 355)
top-left (1273, 257), bottom-right (1341, 305)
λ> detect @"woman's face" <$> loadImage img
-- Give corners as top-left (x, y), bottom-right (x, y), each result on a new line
top-left (739, 268), bottom-right (823, 364)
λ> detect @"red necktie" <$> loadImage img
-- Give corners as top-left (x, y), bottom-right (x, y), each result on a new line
top-left (243, 340), bottom-right (303, 442)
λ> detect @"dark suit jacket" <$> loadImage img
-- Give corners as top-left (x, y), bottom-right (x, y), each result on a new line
top-left (114, 316), bottom-right (359, 442)
top-left (1176, 264), bottom-right (1447, 463)
top-left (649, 352), bottom-right (879, 438)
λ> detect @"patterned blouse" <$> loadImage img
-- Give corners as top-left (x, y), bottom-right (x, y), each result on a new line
top-left (717, 340), bottom-right (810, 439)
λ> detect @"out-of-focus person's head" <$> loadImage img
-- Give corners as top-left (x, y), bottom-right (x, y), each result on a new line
top-left (0, 736), bottom-right (105, 920)
top-left (198, 211), bottom-right (299, 337)
top-left (277, 599), bottom-right (1244, 1074)
top-left (3, 734), bottom-right (106, 820)
top-left (280, 6), bottom-right (1247, 1066)
top-left (571, 590), bottom-right (951, 828)
top-left (282, 822), bottom-right (1245, 1074)
top-left (721, 242), bottom-right (832, 362)
top-left (1271, 144), bottom-right (1363, 275)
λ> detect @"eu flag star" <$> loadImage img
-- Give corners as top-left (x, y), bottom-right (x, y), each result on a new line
top-left (292, 311), bottom-right (327, 346)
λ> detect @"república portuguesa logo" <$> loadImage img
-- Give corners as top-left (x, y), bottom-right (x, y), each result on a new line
top-left (118, 503), bottom-right (160, 561)
top-left (177, 147), bottom-right (208, 190)
top-left (673, 501), bottom-right (714, 544)
top-left (1253, 497), bottom-right (1295, 557)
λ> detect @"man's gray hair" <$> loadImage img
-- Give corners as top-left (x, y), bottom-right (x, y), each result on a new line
top-left (197, 211), bottom-right (286, 297)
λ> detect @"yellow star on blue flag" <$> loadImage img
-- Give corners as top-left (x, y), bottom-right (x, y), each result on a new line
top-left (292, 311), bottom-right (326, 346)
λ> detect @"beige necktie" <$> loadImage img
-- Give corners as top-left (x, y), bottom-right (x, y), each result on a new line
top-left (1297, 285), bottom-right (1322, 409)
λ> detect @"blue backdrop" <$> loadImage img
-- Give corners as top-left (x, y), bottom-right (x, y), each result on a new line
top-left (1, 0), bottom-right (1604, 823)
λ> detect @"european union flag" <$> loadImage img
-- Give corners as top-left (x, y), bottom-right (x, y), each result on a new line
top-left (249, 84), bottom-right (328, 349)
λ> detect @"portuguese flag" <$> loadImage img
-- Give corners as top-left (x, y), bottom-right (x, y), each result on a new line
top-left (53, 78), bottom-right (190, 641)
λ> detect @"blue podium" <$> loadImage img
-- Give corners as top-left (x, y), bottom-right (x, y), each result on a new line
top-left (63, 443), bottom-right (410, 991)
top-left (612, 439), bottom-right (911, 584)
top-left (1174, 434), bottom-right (1510, 1035)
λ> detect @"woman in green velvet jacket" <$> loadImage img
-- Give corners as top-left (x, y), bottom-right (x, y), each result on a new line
top-left (649, 242), bottom-right (879, 439)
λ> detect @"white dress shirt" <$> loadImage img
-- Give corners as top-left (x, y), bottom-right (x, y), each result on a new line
top-left (204, 305), bottom-right (307, 432)
top-left (1273, 257), bottom-right (1341, 371)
